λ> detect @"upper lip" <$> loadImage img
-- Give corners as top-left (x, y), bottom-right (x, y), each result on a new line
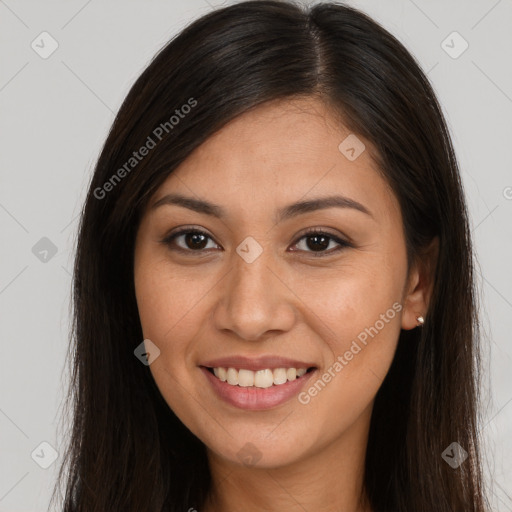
top-left (200, 355), bottom-right (317, 371)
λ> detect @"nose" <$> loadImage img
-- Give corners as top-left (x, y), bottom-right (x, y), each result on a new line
top-left (212, 249), bottom-right (297, 341)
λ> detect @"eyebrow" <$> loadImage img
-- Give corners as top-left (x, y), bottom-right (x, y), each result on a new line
top-left (151, 192), bottom-right (373, 223)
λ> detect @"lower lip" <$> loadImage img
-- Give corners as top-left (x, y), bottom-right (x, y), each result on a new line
top-left (200, 366), bottom-right (317, 411)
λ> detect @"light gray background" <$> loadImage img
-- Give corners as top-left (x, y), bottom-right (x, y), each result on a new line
top-left (0, 0), bottom-right (511, 510)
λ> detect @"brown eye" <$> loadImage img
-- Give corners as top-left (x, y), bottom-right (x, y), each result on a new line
top-left (290, 229), bottom-right (351, 257)
top-left (162, 229), bottom-right (219, 253)
top-left (161, 227), bottom-right (351, 257)
top-left (180, 232), bottom-right (209, 250)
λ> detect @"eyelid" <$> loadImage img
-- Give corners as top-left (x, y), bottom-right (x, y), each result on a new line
top-left (292, 226), bottom-right (352, 246)
top-left (163, 224), bottom-right (214, 240)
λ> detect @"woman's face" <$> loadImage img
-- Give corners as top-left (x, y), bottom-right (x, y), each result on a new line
top-left (134, 97), bottom-right (422, 469)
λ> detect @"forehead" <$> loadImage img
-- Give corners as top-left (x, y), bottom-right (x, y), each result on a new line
top-left (151, 97), bottom-right (399, 223)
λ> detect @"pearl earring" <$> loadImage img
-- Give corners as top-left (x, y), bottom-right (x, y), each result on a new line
top-left (416, 315), bottom-right (425, 327)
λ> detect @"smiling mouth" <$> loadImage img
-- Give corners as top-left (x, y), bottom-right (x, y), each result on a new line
top-left (204, 366), bottom-right (316, 388)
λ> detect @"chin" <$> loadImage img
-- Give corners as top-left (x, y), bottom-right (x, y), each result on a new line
top-left (204, 429), bottom-right (313, 470)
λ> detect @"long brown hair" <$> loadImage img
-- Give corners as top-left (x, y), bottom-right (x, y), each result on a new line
top-left (51, 1), bottom-right (488, 510)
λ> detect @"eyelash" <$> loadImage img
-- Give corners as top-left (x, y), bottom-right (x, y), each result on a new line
top-left (161, 226), bottom-right (352, 258)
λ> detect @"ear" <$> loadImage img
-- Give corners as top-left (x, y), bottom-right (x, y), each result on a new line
top-left (401, 237), bottom-right (439, 330)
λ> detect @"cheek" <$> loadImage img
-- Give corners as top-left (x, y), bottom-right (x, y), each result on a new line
top-left (290, 256), bottom-right (404, 347)
top-left (134, 253), bottom-right (186, 383)
top-left (133, 253), bottom-right (216, 401)
top-left (134, 249), bottom-right (204, 343)
top-left (293, 296), bottom-right (402, 450)
top-left (134, 258), bottom-right (208, 427)
top-left (290, 257), bottom-right (404, 409)
top-left (134, 264), bottom-right (170, 341)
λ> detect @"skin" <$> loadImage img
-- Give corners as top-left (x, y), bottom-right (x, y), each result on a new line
top-left (133, 96), bottom-right (437, 511)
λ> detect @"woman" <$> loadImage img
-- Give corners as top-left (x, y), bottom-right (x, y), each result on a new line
top-left (51, 1), bottom-right (488, 510)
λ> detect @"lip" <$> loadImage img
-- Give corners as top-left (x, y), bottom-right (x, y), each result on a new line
top-left (200, 366), bottom-right (318, 411)
top-left (200, 355), bottom-right (316, 371)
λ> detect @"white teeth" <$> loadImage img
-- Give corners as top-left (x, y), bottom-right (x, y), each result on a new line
top-left (210, 366), bottom-right (311, 388)
top-left (226, 368), bottom-right (238, 385)
top-left (238, 369), bottom-right (254, 387)
top-left (273, 368), bottom-right (288, 385)
top-left (254, 369), bottom-right (273, 388)
top-left (213, 367), bottom-right (227, 382)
